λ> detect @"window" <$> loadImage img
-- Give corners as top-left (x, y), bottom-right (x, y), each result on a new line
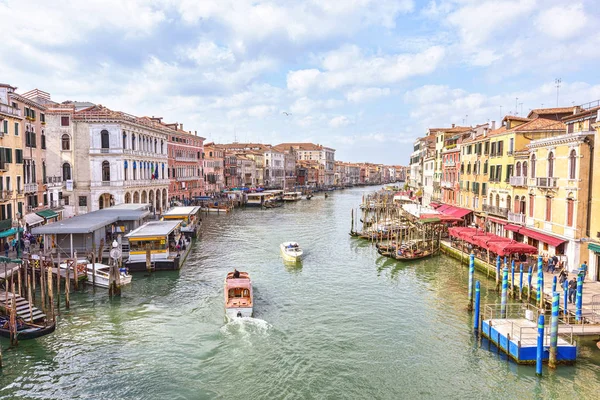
top-left (62, 134), bottom-right (70, 150)
top-left (483, 160), bottom-right (488, 174)
top-left (62, 163), bottom-right (71, 181)
top-left (548, 152), bottom-right (554, 177)
top-left (123, 131), bottom-right (127, 149)
top-left (101, 130), bottom-right (110, 149)
top-left (531, 154), bottom-right (536, 178)
top-left (64, 196), bottom-right (70, 206)
top-left (484, 142), bottom-right (489, 155)
top-left (497, 140), bottom-right (504, 156)
top-left (506, 165), bottom-right (513, 182)
top-left (41, 113), bottom-right (45, 123)
top-left (42, 162), bottom-right (46, 184)
top-left (14, 122), bottom-right (19, 136)
top-left (567, 198), bottom-right (574, 227)
top-left (41, 132), bottom-right (46, 149)
top-left (516, 162), bottom-right (521, 176)
top-left (124, 160), bottom-right (128, 181)
top-left (509, 138), bottom-right (514, 154)
top-left (102, 161), bottom-right (110, 181)
top-left (2, 120), bottom-right (7, 134)
top-left (545, 196), bottom-right (552, 221)
top-left (61, 116), bottom-right (70, 126)
top-left (15, 149), bottom-right (23, 164)
top-left (490, 165), bottom-right (495, 181)
top-left (569, 150), bottom-right (576, 179)
top-left (132, 134), bottom-right (136, 150)
top-left (79, 196), bottom-right (87, 207)
top-left (529, 194), bottom-right (534, 217)
top-left (491, 142), bottom-right (496, 156)
top-left (523, 161), bottom-right (528, 178)
top-left (496, 165), bottom-right (502, 182)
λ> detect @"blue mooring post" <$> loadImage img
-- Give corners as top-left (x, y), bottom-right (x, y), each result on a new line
top-left (496, 255), bottom-right (501, 291)
top-left (537, 256), bottom-right (543, 309)
top-left (511, 260), bottom-right (515, 298)
top-left (552, 275), bottom-right (557, 295)
top-left (576, 275), bottom-right (583, 323)
top-left (474, 281), bottom-right (481, 334)
top-left (563, 279), bottom-right (569, 319)
top-left (501, 267), bottom-right (508, 318)
top-left (468, 253), bottom-right (475, 311)
top-left (549, 292), bottom-right (559, 369)
top-left (527, 266), bottom-right (533, 303)
top-left (519, 263), bottom-right (524, 301)
top-left (536, 314), bottom-right (545, 376)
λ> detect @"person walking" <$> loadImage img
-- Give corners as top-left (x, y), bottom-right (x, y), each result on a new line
top-left (579, 261), bottom-right (588, 282)
top-left (568, 277), bottom-right (577, 303)
top-left (546, 256), bottom-right (555, 273)
top-left (3, 241), bottom-right (8, 257)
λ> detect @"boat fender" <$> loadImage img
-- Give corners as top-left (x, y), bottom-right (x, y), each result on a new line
top-left (77, 263), bottom-right (86, 274)
top-left (237, 311), bottom-right (242, 318)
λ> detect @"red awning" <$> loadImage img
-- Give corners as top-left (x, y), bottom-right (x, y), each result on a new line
top-left (487, 241), bottom-right (538, 256)
top-left (515, 227), bottom-right (566, 247)
top-left (437, 204), bottom-right (452, 212)
top-left (448, 227), bottom-right (476, 238)
top-left (472, 235), bottom-right (511, 248)
top-left (504, 224), bottom-right (521, 232)
top-left (445, 206), bottom-right (473, 218)
top-left (488, 217), bottom-right (507, 225)
top-left (430, 202), bottom-right (442, 209)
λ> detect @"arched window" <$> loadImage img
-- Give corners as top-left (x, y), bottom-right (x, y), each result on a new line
top-left (514, 196), bottom-right (519, 213)
top-left (506, 195), bottom-right (511, 211)
top-left (548, 152), bottom-right (554, 178)
top-left (529, 194), bottom-right (534, 217)
top-left (62, 134), bottom-right (70, 150)
top-left (530, 154), bottom-right (536, 178)
top-left (123, 131), bottom-right (127, 149)
top-left (132, 134), bottom-right (136, 150)
top-left (516, 162), bottom-right (521, 177)
top-left (154, 138), bottom-right (157, 153)
top-left (495, 194), bottom-right (500, 207)
top-left (62, 163), bottom-right (71, 181)
top-left (99, 196), bottom-right (104, 210)
top-left (101, 129), bottom-right (110, 149)
top-left (545, 196), bottom-right (552, 221)
top-left (569, 150), bottom-right (577, 179)
top-left (124, 160), bottom-right (128, 181)
top-left (566, 196), bottom-right (574, 227)
top-left (161, 140), bottom-right (164, 154)
top-left (522, 161), bottom-right (528, 178)
top-left (102, 161), bottom-right (110, 181)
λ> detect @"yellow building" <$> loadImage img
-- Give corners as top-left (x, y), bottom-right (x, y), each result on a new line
top-left (0, 84), bottom-right (25, 237)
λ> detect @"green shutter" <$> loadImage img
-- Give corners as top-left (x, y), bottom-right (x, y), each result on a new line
top-left (2, 120), bottom-right (7, 134)
top-left (14, 122), bottom-right (18, 136)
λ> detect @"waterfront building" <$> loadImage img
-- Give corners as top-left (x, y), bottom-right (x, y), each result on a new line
top-left (165, 121), bottom-right (204, 203)
top-left (203, 143), bottom-right (224, 194)
top-left (587, 103), bottom-right (600, 281)
top-left (422, 154), bottom-right (435, 206)
top-left (0, 84), bottom-right (25, 236)
top-left (224, 153), bottom-right (239, 189)
top-left (263, 147), bottom-right (285, 189)
top-left (458, 123), bottom-right (492, 226)
top-left (275, 143), bottom-right (335, 187)
top-left (235, 155), bottom-right (256, 187)
top-left (441, 134), bottom-right (461, 205)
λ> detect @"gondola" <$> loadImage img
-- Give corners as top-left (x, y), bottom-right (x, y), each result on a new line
top-left (0, 316), bottom-right (56, 340)
top-left (393, 248), bottom-right (439, 261)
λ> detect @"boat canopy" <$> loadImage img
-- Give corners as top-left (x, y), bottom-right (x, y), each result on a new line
top-left (163, 206), bottom-right (201, 218)
top-left (126, 220), bottom-right (181, 240)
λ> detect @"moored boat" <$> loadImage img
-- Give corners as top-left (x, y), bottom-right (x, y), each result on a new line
top-left (280, 242), bottom-right (303, 262)
top-left (224, 270), bottom-right (253, 319)
top-left (59, 260), bottom-right (132, 289)
top-left (283, 192), bottom-right (302, 201)
top-left (0, 316), bottom-right (56, 340)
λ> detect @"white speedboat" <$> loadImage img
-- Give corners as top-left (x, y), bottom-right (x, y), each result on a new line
top-left (59, 261), bottom-right (132, 289)
top-left (280, 242), bottom-right (303, 262)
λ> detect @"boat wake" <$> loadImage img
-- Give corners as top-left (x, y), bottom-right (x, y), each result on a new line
top-left (220, 317), bottom-right (272, 339)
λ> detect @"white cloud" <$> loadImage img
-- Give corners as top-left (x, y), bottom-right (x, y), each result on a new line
top-left (346, 87), bottom-right (391, 103)
top-left (185, 40), bottom-right (236, 66)
top-left (535, 4), bottom-right (588, 40)
top-left (289, 97), bottom-right (343, 115)
top-left (329, 115), bottom-right (351, 128)
top-left (287, 45), bottom-right (446, 94)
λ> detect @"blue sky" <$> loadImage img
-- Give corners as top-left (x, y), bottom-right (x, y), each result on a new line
top-left (2, 0), bottom-right (600, 164)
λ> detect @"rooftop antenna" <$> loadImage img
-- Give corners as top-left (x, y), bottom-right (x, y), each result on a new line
top-left (519, 102), bottom-right (523, 116)
top-left (234, 125), bottom-right (237, 143)
top-left (515, 97), bottom-right (519, 115)
top-left (555, 78), bottom-right (561, 106)
top-left (500, 106), bottom-right (503, 120)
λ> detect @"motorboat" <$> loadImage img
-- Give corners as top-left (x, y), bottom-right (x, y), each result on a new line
top-left (224, 271), bottom-right (253, 319)
top-left (280, 242), bottom-right (303, 262)
top-left (59, 260), bottom-right (132, 289)
top-left (283, 192), bottom-right (302, 201)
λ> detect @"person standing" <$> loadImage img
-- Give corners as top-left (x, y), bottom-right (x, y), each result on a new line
top-left (3, 241), bottom-right (8, 257)
top-left (579, 261), bottom-right (588, 281)
top-left (568, 277), bottom-right (577, 303)
top-left (546, 256), bottom-right (555, 273)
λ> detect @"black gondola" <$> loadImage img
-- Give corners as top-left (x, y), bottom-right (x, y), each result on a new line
top-left (0, 316), bottom-right (56, 340)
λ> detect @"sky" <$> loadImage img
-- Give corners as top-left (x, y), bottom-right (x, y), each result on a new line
top-left (2, 0), bottom-right (600, 165)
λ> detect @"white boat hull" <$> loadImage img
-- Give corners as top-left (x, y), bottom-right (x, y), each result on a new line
top-left (225, 307), bottom-right (253, 319)
top-left (280, 243), bottom-right (303, 262)
top-left (59, 262), bottom-right (132, 289)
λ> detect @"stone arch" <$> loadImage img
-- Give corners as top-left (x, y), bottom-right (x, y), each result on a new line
top-left (133, 191), bottom-right (140, 203)
top-left (125, 192), bottom-right (132, 204)
top-left (162, 188), bottom-right (168, 210)
top-left (141, 190), bottom-right (147, 203)
top-left (155, 189), bottom-right (161, 212)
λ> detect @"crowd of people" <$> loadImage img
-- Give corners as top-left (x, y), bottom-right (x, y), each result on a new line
top-left (2, 232), bottom-right (44, 257)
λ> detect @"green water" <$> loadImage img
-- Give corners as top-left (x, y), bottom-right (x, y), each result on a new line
top-left (1, 187), bottom-right (599, 399)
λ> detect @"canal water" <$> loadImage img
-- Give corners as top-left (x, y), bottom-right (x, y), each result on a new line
top-left (1, 187), bottom-right (599, 399)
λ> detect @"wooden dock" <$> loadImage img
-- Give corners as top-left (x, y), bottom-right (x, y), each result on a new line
top-left (0, 290), bottom-right (46, 323)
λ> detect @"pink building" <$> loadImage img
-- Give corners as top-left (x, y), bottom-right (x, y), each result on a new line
top-left (441, 137), bottom-right (460, 205)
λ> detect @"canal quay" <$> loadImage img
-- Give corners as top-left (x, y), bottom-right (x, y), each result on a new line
top-left (0, 187), bottom-right (599, 399)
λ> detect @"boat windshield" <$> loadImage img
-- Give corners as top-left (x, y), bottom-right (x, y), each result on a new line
top-left (228, 288), bottom-right (251, 299)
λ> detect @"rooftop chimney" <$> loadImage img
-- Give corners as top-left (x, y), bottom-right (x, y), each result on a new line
top-left (573, 106), bottom-right (581, 115)
top-left (491, 121), bottom-right (496, 130)
top-left (451, 123), bottom-right (455, 128)
top-left (179, 123), bottom-right (183, 130)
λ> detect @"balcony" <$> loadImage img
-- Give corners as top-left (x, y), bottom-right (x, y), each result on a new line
top-left (444, 160), bottom-right (456, 167)
top-left (0, 103), bottom-right (22, 118)
top-left (483, 204), bottom-right (509, 218)
top-left (0, 190), bottom-right (12, 201)
top-left (45, 176), bottom-right (64, 188)
top-left (24, 183), bottom-right (38, 193)
top-left (441, 181), bottom-right (453, 189)
top-left (508, 211), bottom-right (526, 224)
top-left (536, 177), bottom-right (558, 188)
top-left (50, 199), bottom-right (65, 209)
top-left (510, 176), bottom-right (526, 187)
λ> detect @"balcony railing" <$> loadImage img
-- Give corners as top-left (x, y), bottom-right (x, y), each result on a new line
top-left (441, 181), bottom-right (453, 189)
top-left (508, 211), bottom-right (526, 224)
top-left (0, 103), bottom-right (22, 118)
top-left (0, 190), bottom-right (12, 201)
top-left (45, 176), bottom-right (63, 188)
top-left (510, 176), bottom-right (526, 187)
top-left (483, 204), bottom-right (509, 218)
top-left (50, 199), bottom-right (65, 209)
top-left (24, 183), bottom-right (38, 193)
top-left (536, 177), bottom-right (558, 188)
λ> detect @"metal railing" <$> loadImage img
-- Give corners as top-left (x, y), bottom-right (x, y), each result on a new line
top-left (483, 204), bottom-right (509, 218)
top-left (510, 176), bottom-right (526, 187)
top-left (508, 211), bottom-right (526, 224)
top-left (24, 182), bottom-right (38, 193)
top-left (536, 177), bottom-right (558, 188)
top-left (0, 103), bottom-right (22, 117)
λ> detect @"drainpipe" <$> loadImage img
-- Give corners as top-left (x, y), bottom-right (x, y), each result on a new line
top-left (585, 137), bottom-right (594, 237)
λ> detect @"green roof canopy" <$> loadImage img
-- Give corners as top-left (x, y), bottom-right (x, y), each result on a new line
top-left (588, 242), bottom-right (600, 253)
top-left (36, 209), bottom-right (58, 219)
top-left (0, 227), bottom-right (23, 239)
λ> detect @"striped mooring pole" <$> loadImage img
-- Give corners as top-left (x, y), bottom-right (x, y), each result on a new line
top-left (549, 292), bottom-right (560, 369)
top-left (576, 275), bottom-right (583, 323)
top-left (519, 263), bottom-right (524, 301)
top-left (527, 266), bottom-right (533, 303)
top-left (552, 275), bottom-right (557, 296)
top-left (495, 255), bottom-right (501, 292)
top-left (563, 279), bottom-right (569, 318)
top-left (536, 314), bottom-right (545, 376)
top-left (474, 281), bottom-right (481, 335)
top-left (537, 256), bottom-right (543, 309)
top-left (468, 253), bottom-right (475, 311)
top-left (511, 260), bottom-right (515, 298)
top-left (501, 267), bottom-right (509, 319)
